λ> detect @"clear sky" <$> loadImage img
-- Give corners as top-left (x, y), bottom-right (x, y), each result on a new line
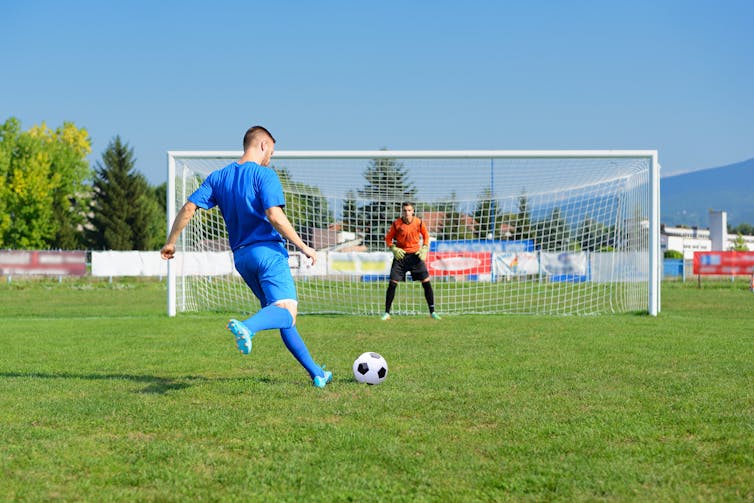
top-left (2, 0), bottom-right (752, 186)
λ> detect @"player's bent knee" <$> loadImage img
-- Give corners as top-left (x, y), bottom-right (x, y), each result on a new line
top-left (273, 299), bottom-right (298, 325)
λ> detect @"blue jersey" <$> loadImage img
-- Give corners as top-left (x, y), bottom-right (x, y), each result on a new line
top-left (188, 162), bottom-right (286, 251)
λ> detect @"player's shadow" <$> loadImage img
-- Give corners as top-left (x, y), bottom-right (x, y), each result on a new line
top-left (0, 371), bottom-right (207, 395)
top-left (0, 371), bottom-right (282, 394)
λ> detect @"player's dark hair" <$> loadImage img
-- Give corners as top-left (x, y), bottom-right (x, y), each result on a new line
top-left (401, 201), bottom-right (414, 209)
top-left (243, 126), bottom-right (276, 150)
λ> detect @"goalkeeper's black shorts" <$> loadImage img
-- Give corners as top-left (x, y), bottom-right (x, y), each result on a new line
top-left (389, 253), bottom-right (429, 282)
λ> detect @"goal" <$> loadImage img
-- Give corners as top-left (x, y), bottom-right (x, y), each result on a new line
top-left (167, 151), bottom-right (660, 317)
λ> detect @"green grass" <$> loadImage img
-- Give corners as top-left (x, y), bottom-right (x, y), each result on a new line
top-left (1, 278), bottom-right (752, 501)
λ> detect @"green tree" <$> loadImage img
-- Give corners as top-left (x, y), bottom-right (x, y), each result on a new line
top-left (534, 207), bottom-right (570, 251)
top-left (152, 181), bottom-right (168, 244)
top-left (88, 136), bottom-right (162, 250)
top-left (729, 234), bottom-right (749, 252)
top-left (153, 182), bottom-right (167, 214)
top-left (577, 216), bottom-right (613, 251)
top-left (729, 223), bottom-right (754, 236)
top-left (357, 156), bottom-right (417, 250)
top-left (342, 190), bottom-right (360, 233)
top-left (0, 117), bottom-right (92, 249)
top-left (513, 194), bottom-right (533, 241)
top-left (275, 166), bottom-right (332, 247)
top-left (472, 187), bottom-right (500, 239)
top-left (436, 193), bottom-right (475, 241)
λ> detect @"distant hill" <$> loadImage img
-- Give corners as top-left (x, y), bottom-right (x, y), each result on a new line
top-left (661, 157), bottom-right (754, 227)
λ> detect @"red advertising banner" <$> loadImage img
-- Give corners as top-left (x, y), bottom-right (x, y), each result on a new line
top-left (693, 251), bottom-right (754, 275)
top-left (0, 251), bottom-right (87, 276)
top-left (425, 252), bottom-right (491, 277)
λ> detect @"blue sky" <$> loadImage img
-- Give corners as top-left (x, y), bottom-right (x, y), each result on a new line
top-left (2, 0), bottom-right (752, 186)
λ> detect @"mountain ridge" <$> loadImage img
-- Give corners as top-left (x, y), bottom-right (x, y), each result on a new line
top-left (661, 157), bottom-right (754, 227)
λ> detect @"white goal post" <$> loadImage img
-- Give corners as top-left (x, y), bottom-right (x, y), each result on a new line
top-left (167, 150), bottom-right (660, 317)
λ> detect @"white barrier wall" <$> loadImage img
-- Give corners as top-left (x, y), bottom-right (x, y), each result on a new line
top-left (91, 251), bottom-right (235, 277)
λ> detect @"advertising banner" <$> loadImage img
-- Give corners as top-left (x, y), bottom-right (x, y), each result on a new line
top-left (426, 252), bottom-right (491, 277)
top-left (540, 252), bottom-right (588, 275)
top-left (493, 252), bottom-right (540, 276)
top-left (693, 251), bottom-right (754, 275)
top-left (328, 252), bottom-right (392, 276)
top-left (431, 239), bottom-right (534, 253)
top-left (0, 250), bottom-right (87, 276)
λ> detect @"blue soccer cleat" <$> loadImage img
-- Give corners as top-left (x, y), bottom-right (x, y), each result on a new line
top-left (312, 368), bottom-right (333, 389)
top-left (430, 312), bottom-right (442, 320)
top-left (227, 319), bottom-right (254, 355)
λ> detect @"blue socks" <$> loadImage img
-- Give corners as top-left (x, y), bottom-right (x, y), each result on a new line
top-left (240, 304), bottom-right (323, 379)
top-left (242, 305), bottom-right (294, 333)
top-left (280, 326), bottom-right (323, 379)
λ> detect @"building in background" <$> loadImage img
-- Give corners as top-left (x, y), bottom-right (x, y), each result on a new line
top-left (662, 210), bottom-right (753, 259)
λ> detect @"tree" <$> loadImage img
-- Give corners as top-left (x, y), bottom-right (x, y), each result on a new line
top-left (45, 123), bottom-right (93, 249)
top-left (534, 207), bottom-right (570, 251)
top-left (275, 166), bottom-right (332, 246)
top-left (87, 137), bottom-right (162, 250)
top-left (472, 186), bottom-right (500, 239)
top-left (577, 216), bottom-right (613, 251)
top-left (513, 194), bottom-right (533, 241)
top-left (729, 223), bottom-right (754, 236)
top-left (436, 192), bottom-right (475, 241)
top-left (342, 190), bottom-right (360, 233)
top-left (729, 234), bottom-right (749, 252)
top-left (357, 156), bottom-right (417, 250)
top-left (0, 117), bottom-right (92, 249)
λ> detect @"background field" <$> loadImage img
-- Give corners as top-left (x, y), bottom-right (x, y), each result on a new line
top-left (0, 278), bottom-right (752, 501)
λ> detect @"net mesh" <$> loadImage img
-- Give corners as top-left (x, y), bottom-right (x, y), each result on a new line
top-left (170, 152), bottom-right (653, 316)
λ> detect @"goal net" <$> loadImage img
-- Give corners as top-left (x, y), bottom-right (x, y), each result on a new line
top-left (167, 151), bottom-right (660, 317)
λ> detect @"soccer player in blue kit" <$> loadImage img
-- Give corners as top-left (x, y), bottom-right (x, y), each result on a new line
top-left (161, 126), bottom-right (332, 388)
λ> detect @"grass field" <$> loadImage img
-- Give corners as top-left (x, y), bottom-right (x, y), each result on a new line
top-left (1, 278), bottom-right (752, 501)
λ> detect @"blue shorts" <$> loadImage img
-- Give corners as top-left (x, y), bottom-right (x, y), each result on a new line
top-left (233, 242), bottom-right (297, 307)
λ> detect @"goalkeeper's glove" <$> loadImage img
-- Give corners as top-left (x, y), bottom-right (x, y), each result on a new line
top-left (416, 245), bottom-right (429, 261)
top-left (390, 245), bottom-right (406, 260)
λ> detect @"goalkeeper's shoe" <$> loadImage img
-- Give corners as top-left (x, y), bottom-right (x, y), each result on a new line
top-left (313, 368), bottom-right (333, 388)
top-left (227, 319), bottom-right (254, 355)
top-left (380, 313), bottom-right (391, 321)
top-left (430, 312), bottom-right (442, 320)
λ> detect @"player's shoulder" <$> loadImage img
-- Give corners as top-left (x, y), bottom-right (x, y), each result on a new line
top-left (234, 162), bottom-right (278, 181)
top-left (212, 161), bottom-right (241, 179)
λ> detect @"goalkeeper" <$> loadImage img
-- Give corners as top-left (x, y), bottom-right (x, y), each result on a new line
top-left (161, 126), bottom-right (332, 389)
top-left (382, 202), bottom-right (440, 320)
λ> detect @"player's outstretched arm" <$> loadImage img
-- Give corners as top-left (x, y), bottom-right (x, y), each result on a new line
top-left (161, 201), bottom-right (197, 260)
top-left (266, 205), bottom-right (317, 265)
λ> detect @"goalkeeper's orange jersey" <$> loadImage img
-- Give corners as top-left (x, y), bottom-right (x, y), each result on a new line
top-left (384, 217), bottom-right (429, 253)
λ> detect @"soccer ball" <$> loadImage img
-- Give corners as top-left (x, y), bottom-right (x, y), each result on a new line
top-left (352, 352), bottom-right (388, 385)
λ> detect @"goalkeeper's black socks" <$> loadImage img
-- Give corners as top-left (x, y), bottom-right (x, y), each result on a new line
top-left (422, 281), bottom-right (435, 313)
top-left (385, 282), bottom-right (397, 313)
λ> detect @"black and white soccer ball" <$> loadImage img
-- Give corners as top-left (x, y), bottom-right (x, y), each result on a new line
top-left (352, 352), bottom-right (388, 385)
